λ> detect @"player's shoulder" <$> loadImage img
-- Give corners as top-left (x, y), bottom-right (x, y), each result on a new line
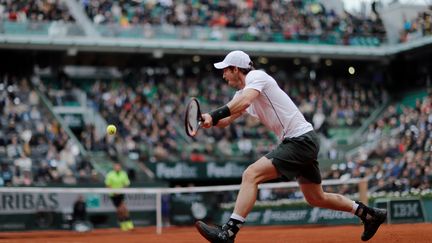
top-left (247, 69), bottom-right (268, 77)
top-left (246, 69), bottom-right (271, 81)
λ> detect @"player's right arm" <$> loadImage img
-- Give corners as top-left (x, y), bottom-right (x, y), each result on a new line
top-left (214, 112), bottom-right (244, 128)
top-left (201, 88), bottom-right (259, 128)
top-left (201, 110), bottom-right (244, 128)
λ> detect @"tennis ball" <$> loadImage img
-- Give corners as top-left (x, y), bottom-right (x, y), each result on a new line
top-left (106, 124), bottom-right (117, 135)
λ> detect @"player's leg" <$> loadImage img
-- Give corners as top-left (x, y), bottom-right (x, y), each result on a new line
top-left (115, 202), bottom-right (127, 231)
top-left (196, 156), bottom-right (278, 243)
top-left (112, 194), bottom-right (132, 231)
top-left (196, 133), bottom-right (312, 242)
top-left (121, 203), bottom-right (134, 230)
top-left (117, 201), bottom-right (134, 231)
top-left (299, 180), bottom-right (387, 241)
top-left (111, 195), bottom-right (125, 230)
top-left (233, 156), bottom-right (279, 217)
top-left (118, 203), bottom-right (128, 218)
top-left (299, 181), bottom-right (353, 211)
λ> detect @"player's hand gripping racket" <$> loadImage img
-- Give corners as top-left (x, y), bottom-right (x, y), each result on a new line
top-left (185, 97), bottom-right (203, 137)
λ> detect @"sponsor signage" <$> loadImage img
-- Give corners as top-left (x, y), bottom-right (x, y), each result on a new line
top-left (0, 192), bottom-right (157, 230)
top-left (375, 198), bottom-right (425, 223)
top-left (169, 193), bottom-right (358, 226)
top-left (151, 162), bottom-right (249, 180)
top-left (0, 192), bottom-right (156, 215)
top-left (218, 207), bottom-right (358, 225)
top-left (207, 162), bottom-right (246, 178)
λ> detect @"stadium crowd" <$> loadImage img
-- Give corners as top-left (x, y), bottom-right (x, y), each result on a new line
top-left (59, 64), bottom-right (387, 166)
top-left (400, 8), bottom-right (432, 43)
top-left (80, 0), bottom-right (385, 45)
top-left (367, 94), bottom-right (431, 192)
top-left (323, 93), bottom-right (432, 195)
top-left (0, 76), bottom-right (95, 186)
top-left (257, 93), bottom-right (431, 200)
top-left (2, 0), bottom-right (431, 45)
top-left (1, 68), bottom-right (430, 199)
top-left (0, 0), bottom-right (426, 191)
top-left (0, 0), bottom-right (74, 22)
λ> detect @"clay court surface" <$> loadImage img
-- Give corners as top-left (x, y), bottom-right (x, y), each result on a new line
top-left (0, 223), bottom-right (430, 243)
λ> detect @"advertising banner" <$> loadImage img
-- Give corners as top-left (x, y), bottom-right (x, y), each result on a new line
top-left (0, 192), bottom-right (156, 214)
top-left (151, 161), bottom-right (249, 180)
top-left (0, 191), bottom-right (157, 230)
top-left (375, 198), bottom-right (425, 223)
top-left (217, 207), bottom-right (358, 225)
top-left (169, 193), bottom-right (359, 226)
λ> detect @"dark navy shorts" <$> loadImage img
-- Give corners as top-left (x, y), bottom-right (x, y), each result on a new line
top-left (265, 131), bottom-right (322, 184)
top-left (110, 194), bottom-right (125, 208)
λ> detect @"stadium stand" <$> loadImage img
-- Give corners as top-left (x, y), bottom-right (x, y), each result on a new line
top-left (0, 1), bottom-right (428, 193)
top-left (0, 0), bottom-right (431, 232)
top-left (324, 91), bottom-right (431, 194)
top-left (0, 0), bottom-right (74, 22)
top-left (36, 62), bottom-right (388, 168)
top-left (400, 7), bottom-right (432, 43)
top-left (79, 0), bottom-right (386, 45)
top-left (0, 76), bottom-right (97, 186)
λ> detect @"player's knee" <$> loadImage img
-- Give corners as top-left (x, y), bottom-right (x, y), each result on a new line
top-left (242, 166), bottom-right (259, 184)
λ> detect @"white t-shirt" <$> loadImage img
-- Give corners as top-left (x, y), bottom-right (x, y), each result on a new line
top-left (234, 70), bottom-right (313, 140)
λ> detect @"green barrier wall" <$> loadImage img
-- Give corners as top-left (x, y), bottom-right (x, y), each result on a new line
top-left (2, 194), bottom-right (431, 231)
top-left (148, 161), bottom-right (250, 181)
top-left (374, 197), bottom-right (432, 223)
top-left (170, 196), bottom-right (432, 227)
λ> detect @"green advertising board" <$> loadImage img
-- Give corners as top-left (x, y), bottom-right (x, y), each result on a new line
top-left (149, 161), bottom-right (249, 181)
top-left (216, 206), bottom-right (359, 226)
top-left (0, 191), bottom-right (157, 230)
top-left (375, 198), bottom-right (425, 223)
top-left (169, 193), bottom-right (359, 226)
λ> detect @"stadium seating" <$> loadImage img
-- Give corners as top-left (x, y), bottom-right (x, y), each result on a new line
top-left (36, 64), bottom-right (387, 166)
top-left (0, 1), bottom-right (430, 197)
top-left (79, 0), bottom-right (386, 45)
top-left (31, 65), bottom-right (432, 196)
top-left (400, 8), bottom-right (432, 43)
top-left (0, 76), bottom-right (96, 186)
top-left (325, 92), bottom-right (431, 194)
top-left (0, 0), bottom-right (74, 22)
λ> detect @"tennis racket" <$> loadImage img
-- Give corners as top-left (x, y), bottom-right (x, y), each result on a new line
top-left (185, 97), bottom-right (203, 137)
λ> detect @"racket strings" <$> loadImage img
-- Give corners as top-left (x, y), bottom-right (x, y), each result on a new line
top-left (186, 100), bottom-right (200, 136)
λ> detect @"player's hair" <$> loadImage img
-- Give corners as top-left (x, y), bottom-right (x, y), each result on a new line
top-left (228, 61), bottom-right (255, 74)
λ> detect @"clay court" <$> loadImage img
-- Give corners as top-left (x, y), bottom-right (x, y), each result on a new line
top-left (0, 223), bottom-right (430, 243)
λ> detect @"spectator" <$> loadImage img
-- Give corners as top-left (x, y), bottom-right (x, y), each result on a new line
top-left (71, 195), bottom-right (93, 232)
top-left (72, 195), bottom-right (87, 223)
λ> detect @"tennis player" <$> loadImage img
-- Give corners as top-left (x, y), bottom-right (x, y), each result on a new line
top-left (195, 50), bottom-right (387, 242)
top-left (105, 162), bottom-right (134, 231)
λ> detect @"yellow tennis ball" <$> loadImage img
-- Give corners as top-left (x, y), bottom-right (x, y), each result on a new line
top-left (106, 124), bottom-right (117, 135)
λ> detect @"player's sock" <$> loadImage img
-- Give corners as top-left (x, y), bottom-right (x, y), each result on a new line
top-left (351, 201), bottom-right (359, 214)
top-left (223, 213), bottom-right (245, 238)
